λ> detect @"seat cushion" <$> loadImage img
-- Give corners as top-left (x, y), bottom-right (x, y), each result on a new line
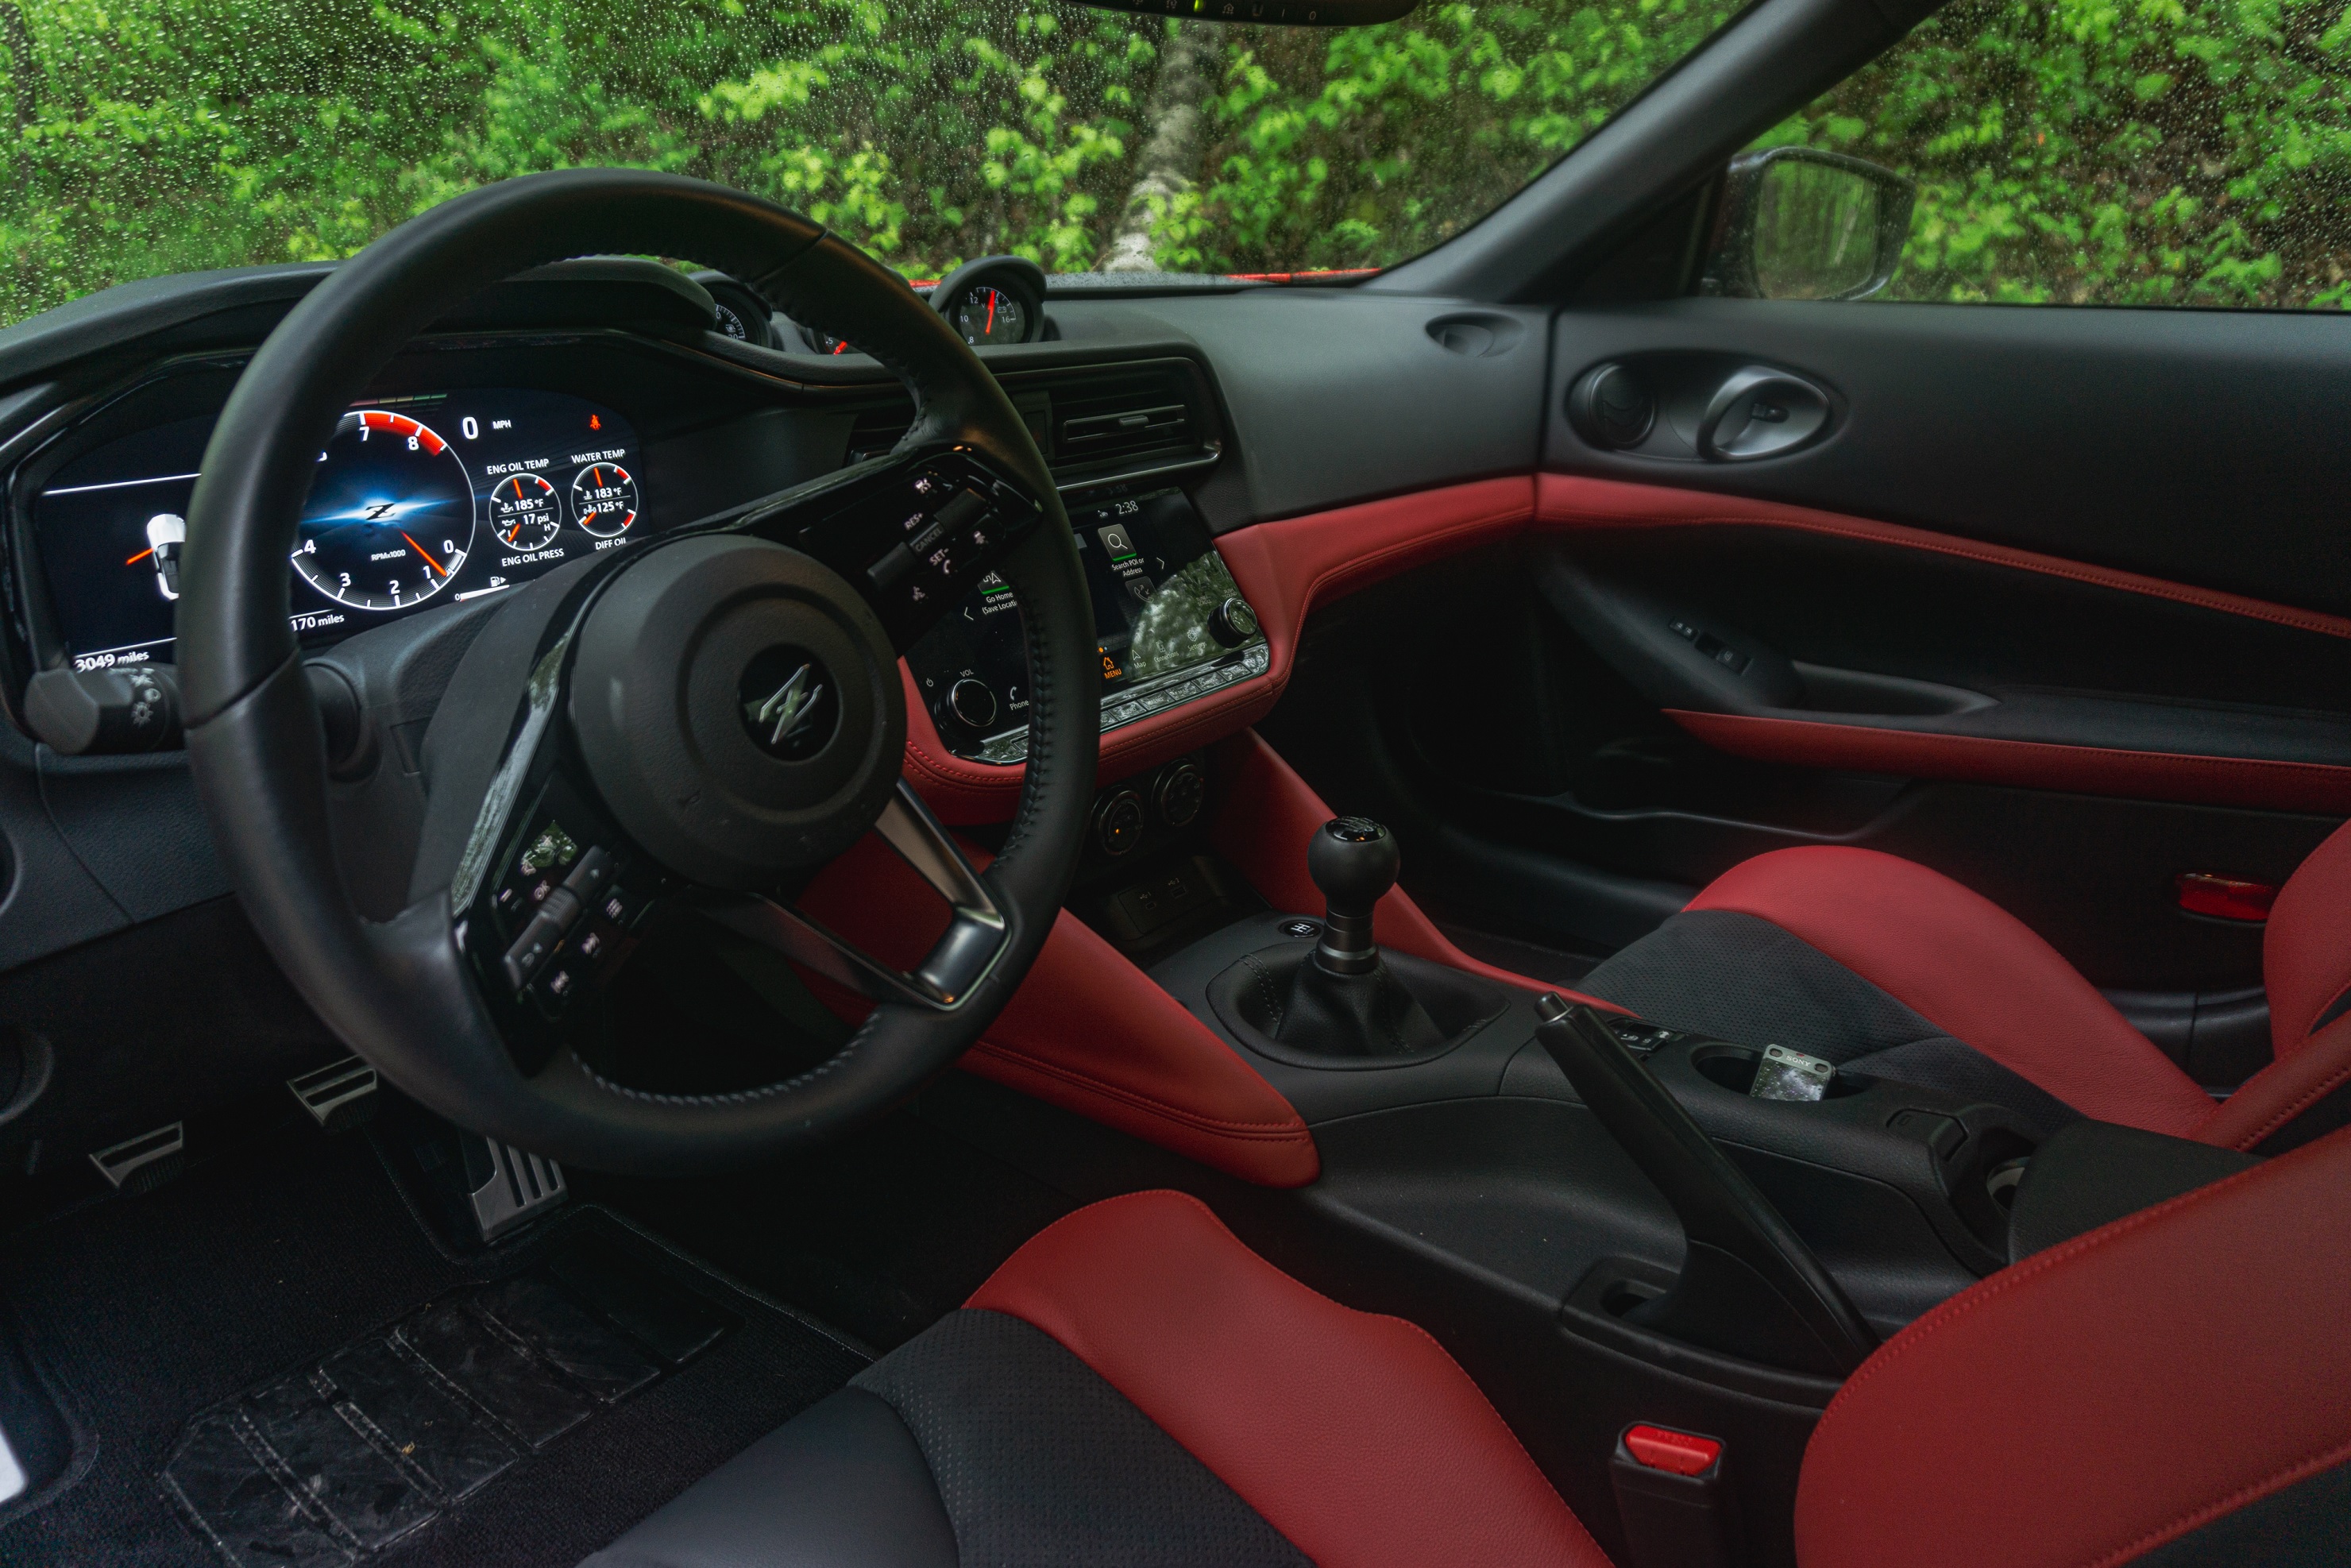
top-left (584, 1191), bottom-right (1606, 1568)
top-left (1583, 847), bottom-right (2217, 1138)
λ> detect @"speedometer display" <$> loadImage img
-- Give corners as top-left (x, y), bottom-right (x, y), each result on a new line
top-left (294, 411), bottom-right (475, 611)
top-left (34, 388), bottom-right (647, 671)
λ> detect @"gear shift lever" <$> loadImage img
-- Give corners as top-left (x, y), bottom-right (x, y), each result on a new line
top-left (1307, 817), bottom-right (1399, 975)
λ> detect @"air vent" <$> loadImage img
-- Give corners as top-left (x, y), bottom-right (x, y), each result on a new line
top-left (1052, 374), bottom-right (1196, 469)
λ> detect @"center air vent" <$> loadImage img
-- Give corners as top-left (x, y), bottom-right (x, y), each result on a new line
top-left (1051, 370), bottom-right (1199, 471)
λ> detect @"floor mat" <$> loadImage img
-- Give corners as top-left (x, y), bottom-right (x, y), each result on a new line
top-left (0, 1126), bottom-right (867, 1568)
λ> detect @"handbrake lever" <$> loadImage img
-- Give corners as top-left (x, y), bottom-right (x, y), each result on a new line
top-left (1535, 996), bottom-right (1877, 1378)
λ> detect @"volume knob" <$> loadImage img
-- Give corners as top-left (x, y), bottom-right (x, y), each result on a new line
top-left (947, 678), bottom-right (998, 729)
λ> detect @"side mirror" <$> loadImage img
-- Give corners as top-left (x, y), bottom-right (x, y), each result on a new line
top-left (1703, 148), bottom-right (1917, 302)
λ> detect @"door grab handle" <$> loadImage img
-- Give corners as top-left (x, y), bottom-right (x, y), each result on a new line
top-left (1697, 367), bottom-right (1832, 461)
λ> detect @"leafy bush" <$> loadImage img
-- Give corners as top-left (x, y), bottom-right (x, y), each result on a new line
top-left (2, 0), bottom-right (2346, 323)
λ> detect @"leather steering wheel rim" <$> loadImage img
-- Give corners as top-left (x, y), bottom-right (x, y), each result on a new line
top-left (179, 169), bottom-right (1098, 1173)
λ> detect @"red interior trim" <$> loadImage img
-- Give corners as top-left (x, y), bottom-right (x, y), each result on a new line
top-left (971, 1190), bottom-right (1609, 1568)
top-left (901, 478), bottom-right (1535, 823)
top-left (795, 835), bottom-right (1318, 1187)
top-left (1538, 471), bottom-right (2351, 643)
top-left (1206, 729), bottom-right (1621, 1010)
top-left (1668, 709), bottom-right (2351, 816)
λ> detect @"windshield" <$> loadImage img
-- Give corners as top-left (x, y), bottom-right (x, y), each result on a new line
top-left (1, 0), bottom-right (1744, 325)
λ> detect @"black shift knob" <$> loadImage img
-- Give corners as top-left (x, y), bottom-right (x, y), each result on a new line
top-left (1307, 817), bottom-right (1397, 974)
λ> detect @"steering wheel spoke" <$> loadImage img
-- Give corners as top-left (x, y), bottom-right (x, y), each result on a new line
top-left (693, 782), bottom-right (1008, 1011)
top-left (736, 446), bottom-right (1045, 655)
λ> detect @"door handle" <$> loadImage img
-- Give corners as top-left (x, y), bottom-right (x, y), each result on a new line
top-left (1697, 366), bottom-right (1831, 461)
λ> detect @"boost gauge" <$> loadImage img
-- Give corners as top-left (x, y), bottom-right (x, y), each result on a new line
top-left (571, 463), bottom-right (639, 538)
top-left (295, 410), bottom-right (475, 611)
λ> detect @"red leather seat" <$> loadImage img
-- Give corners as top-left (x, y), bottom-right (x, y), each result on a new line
top-left (1578, 820), bottom-right (2351, 1153)
top-left (585, 1141), bottom-right (2351, 1567)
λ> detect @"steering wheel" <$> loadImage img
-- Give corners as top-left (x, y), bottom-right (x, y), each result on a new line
top-left (177, 170), bottom-right (1098, 1172)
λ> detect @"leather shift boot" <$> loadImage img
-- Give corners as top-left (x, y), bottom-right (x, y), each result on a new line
top-left (1275, 956), bottom-right (1446, 1057)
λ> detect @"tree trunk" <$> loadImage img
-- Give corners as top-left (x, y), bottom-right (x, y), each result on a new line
top-left (1100, 24), bottom-right (1210, 272)
top-left (1, 2), bottom-right (35, 133)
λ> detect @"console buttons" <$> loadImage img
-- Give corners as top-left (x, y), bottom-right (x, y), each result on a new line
top-left (1280, 918), bottom-right (1321, 938)
top-left (1094, 790), bottom-right (1146, 856)
top-left (948, 678), bottom-right (998, 729)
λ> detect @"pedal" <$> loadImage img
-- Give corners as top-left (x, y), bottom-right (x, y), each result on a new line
top-left (463, 1135), bottom-right (566, 1242)
top-left (286, 1056), bottom-right (378, 1132)
top-left (89, 1122), bottom-right (184, 1193)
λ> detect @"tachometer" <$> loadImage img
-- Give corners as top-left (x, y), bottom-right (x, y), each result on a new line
top-left (571, 463), bottom-right (639, 538)
top-left (295, 410), bottom-right (475, 612)
top-left (488, 473), bottom-right (562, 552)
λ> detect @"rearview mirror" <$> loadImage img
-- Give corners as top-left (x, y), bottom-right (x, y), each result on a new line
top-left (1061, 0), bottom-right (1417, 25)
top-left (1703, 148), bottom-right (1917, 302)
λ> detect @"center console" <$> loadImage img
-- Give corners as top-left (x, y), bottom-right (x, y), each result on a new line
top-left (903, 485), bottom-right (1268, 764)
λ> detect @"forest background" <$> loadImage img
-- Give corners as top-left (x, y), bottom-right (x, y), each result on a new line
top-left (6, 0), bottom-right (2349, 325)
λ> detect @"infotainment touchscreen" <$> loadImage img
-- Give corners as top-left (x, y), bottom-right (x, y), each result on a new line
top-left (905, 486), bottom-right (1269, 763)
top-left (33, 388), bottom-right (643, 671)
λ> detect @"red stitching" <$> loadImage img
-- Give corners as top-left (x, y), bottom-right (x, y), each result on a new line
top-left (2230, 1055), bottom-right (2351, 1149)
top-left (2083, 1434), bottom-right (2351, 1568)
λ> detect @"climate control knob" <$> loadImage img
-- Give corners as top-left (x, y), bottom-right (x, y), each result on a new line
top-left (947, 678), bottom-right (998, 729)
top-left (1094, 789), bottom-right (1147, 856)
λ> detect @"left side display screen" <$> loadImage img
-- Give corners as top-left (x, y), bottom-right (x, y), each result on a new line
top-left (35, 388), bottom-right (644, 670)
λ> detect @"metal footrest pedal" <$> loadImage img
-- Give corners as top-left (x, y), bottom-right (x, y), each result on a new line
top-left (89, 1122), bottom-right (184, 1192)
top-left (285, 1056), bottom-right (379, 1131)
top-left (465, 1134), bottom-right (567, 1242)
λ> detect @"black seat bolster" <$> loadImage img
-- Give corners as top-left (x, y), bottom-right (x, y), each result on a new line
top-left (2006, 1120), bottom-right (2262, 1263)
top-left (577, 1386), bottom-right (958, 1568)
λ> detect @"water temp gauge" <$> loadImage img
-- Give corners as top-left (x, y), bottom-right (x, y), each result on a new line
top-left (571, 463), bottom-right (639, 539)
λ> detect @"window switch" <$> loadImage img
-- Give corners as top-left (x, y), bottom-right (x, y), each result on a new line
top-left (1691, 631), bottom-right (1751, 674)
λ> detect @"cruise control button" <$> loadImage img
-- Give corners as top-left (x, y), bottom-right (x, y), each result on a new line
top-left (867, 543), bottom-right (916, 590)
top-left (562, 846), bottom-right (615, 902)
top-left (502, 912), bottom-right (566, 989)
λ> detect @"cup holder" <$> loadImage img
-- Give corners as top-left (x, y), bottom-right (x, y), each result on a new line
top-left (1689, 1042), bottom-right (1863, 1099)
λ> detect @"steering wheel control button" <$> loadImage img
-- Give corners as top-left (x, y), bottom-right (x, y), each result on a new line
top-left (947, 678), bottom-right (998, 730)
top-left (738, 647), bottom-right (840, 762)
top-left (562, 845), bottom-right (615, 902)
top-left (1094, 790), bottom-right (1147, 856)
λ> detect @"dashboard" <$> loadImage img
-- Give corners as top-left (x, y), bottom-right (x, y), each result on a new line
top-left (36, 388), bottom-right (644, 671)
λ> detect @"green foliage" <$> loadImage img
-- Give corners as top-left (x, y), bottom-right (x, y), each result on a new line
top-left (0, 0), bottom-right (1740, 320)
top-left (3, 0), bottom-right (2349, 322)
top-left (1762, 0), bottom-right (2351, 306)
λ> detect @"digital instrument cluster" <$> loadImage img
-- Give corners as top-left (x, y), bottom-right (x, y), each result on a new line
top-left (35, 388), bottom-right (644, 670)
top-left (905, 487), bottom-right (1268, 763)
